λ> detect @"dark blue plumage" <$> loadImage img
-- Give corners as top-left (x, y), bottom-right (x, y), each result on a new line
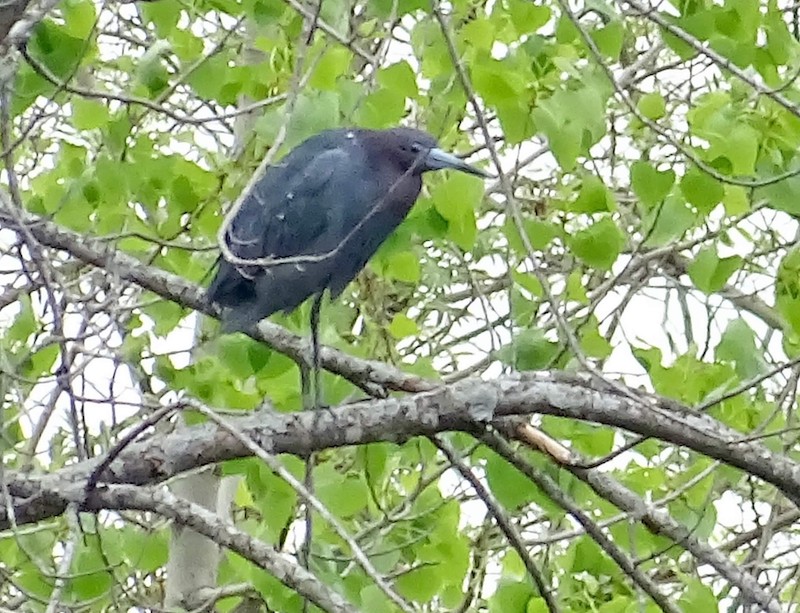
top-left (208, 127), bottom-right (488, 332)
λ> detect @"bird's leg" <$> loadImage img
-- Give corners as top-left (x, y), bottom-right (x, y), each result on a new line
top-left (299, 361), bottom-right (312, 411)
top-left (301, 453), bottom-right (313, 569)
top-left (296, 357), bottom-right (315, 588)
top-left (309, 292), bottom-right (323, 410)
top-left (301, 292), bottom-right (324, 589)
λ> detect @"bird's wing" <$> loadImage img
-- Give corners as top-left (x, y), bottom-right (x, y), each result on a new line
top-left (224, 144), bottom-right (353, 261)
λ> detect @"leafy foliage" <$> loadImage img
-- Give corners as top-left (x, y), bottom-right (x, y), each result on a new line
top-left (2, 0), bottom-right (800, 611)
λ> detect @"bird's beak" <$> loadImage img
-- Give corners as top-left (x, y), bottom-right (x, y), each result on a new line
top-left (425, 147), bottom-right (491, 178)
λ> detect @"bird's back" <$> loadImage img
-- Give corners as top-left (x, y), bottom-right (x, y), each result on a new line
top-left (207, 129), bottom-right (422, 331)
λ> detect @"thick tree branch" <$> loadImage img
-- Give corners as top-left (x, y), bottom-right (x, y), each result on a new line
top-left (0, 0), bottom-right (29, 42)
top-left (1, 0), bottom-right (57, 48)
top-left (4, 373), bottom-right (800, 529)
top-left (87, 484), bottom-right (357, 613)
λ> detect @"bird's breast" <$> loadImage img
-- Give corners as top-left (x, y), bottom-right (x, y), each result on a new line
top-left (380, 173), bottom-right (423, 218)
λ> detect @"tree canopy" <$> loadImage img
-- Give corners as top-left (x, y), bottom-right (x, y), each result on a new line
top-left (2, 0), bottom-right (800, 611)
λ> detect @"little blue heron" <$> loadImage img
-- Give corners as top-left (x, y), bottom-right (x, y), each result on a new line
top-left (207, 127), bottom-right (488, 401)
top-left (206, 127), bottom-right (488, 579)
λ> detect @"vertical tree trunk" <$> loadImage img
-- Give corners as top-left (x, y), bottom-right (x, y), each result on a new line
top-left (163, 23), bottom-right (263, 608)
top-left (164, 468), bottom-right (224, 608)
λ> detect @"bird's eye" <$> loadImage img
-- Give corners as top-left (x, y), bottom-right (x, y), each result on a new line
top-left (411, 143), bottom-right (422, 153)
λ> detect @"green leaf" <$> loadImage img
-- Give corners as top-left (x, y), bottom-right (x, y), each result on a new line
top-left (28, 21), bottom-right (84, 80)
top-left (16, 562), bottom-right (54, 600)
top-left (11, 66), bottom-right (52, 115)
top-left (317, 472), bottom-right (369, 518)
top-left (758, 171), bottom-right (800, 217)
top-left (427, 532), bottom-right (469, 585)
top-left (170, 29), bottom-right (204, 62)
top-left (247, 463), bottom-right (298, 542)
top-left (461, 18), bottom-right (495, 52)
top-left (680, 166), bottom-right (724, 214)
top-left (187, 53), bottom-right (229, 100)
top-left (512, 270), bottom-right (543, 297)
top-left (504, 218), bottom-right (559, 253)
top-left (570, 536), bottom-right (616, 575)
top-left (687, 90), bottom-right (730, 133)
top-left (377, 61), bottom-right (419, 98)
top-left (360, 585), bottom-right (402, 613)
top-left (717, 319), bottom-right (767, 380)
top-left (8, 296), bottom-right (37, 343)
top-left (431, 172), bottom-right (484, 251)
top-left (218, 335), bottom-right (259, 379)
top-left (355, 87), bottom-right (405, 128)
top-left (71, 98), bottom-right (111, 130)
top-left (384, 251), bottom-right (421, 283)
top-left (507, 1), bottom-right (551, 35)
top-left (62, 0), bottom-right (97, 38)
top-left (643, 193), bottom-right (696, 247)
top-left (609, 520), bottom-right (669, 560)
top-left (143, 300), bottom-right (186, 336)
top-left (527, 598), bottom-right (550, 613)
top-left (544, 416), bottom-right (615, 455)
top-left (396, 565), bottom-right (442, 603)
top-left (389, 313), bottom-right (419, 339)
top-left (310, 48), bottom-right (352, 90)
top-left (637, 92), bottom-right (666, 120)
top-left (566, 269), bottom-right (589, 303)
top-left (592, 20), bottom-right (624, 59)
top-left (501, 549), bottom-right (527, 580)
top-left (496, 100), bottom-right (536, 144)
top-left (535, 111), bottom-right (581, 170)
top-left (555, 13), bottom-right (579, 44)
top-left (140, 0), bottom-right (181, 36)
top-left (243, 0), bottom-right (284, 24)
top-left (723, 184), bottom-right (750, 215)
top-left (71, 543), bottom-right (113, 600)
top-left (661, 13), bottom-right (698, 60)
top-left (247, 343), bottom-right (272, 373)
top-left (501, 328), bottom-right (560, 371)
top-left (123, 527), bottom-right (168, 573)
top-left (532, 76), bottom-right (610, 170)
top-left (489, 581), bottom-right (534, 613)
top-left (679, 580), bottom-right (718, 611)
top-left (687, 246), bottom-right (742, 294)
top-left (570, 174), bottom-right (616, 213)
top-left (249, 568), bottom-right (301, 610)
top-left (286, 91), bottom-right (341, 143)
top-left (136, 44), bottom-right (171, 97)
top-left (717, 124), bottom-right (759, 175)
top-left (765, 3), bottom-right (797, 65)
top-left (358, 443), bottom-right (389, 491)
top-left (568, 217), bottom-right (624, 270)
top-left (775, 246), bottom-right (800, 335)
top-left (631, 161), bottom-right (674, 208)
top-left (580, 317), bottom-right (612, 359)
top-left (26, 344), bottom-right (59, 378)
top-left (484, 449), bottom-right (537, 510)
top-left (472, 58), bottom-right (525, 105)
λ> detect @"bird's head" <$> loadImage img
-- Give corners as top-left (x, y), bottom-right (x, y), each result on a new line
top-left (382, 127), bottom-right (491, 178)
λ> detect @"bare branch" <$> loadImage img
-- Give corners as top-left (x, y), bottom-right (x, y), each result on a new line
top-left (5, 373), bottom-right (800, 529)
top-left (88, 484), bottom-right (358, 613)
top-left (485, 431), bottom-right (783, 613)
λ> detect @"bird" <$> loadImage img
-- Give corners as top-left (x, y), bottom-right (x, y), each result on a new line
top-left (207, 126), bottom-right (489, 334)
